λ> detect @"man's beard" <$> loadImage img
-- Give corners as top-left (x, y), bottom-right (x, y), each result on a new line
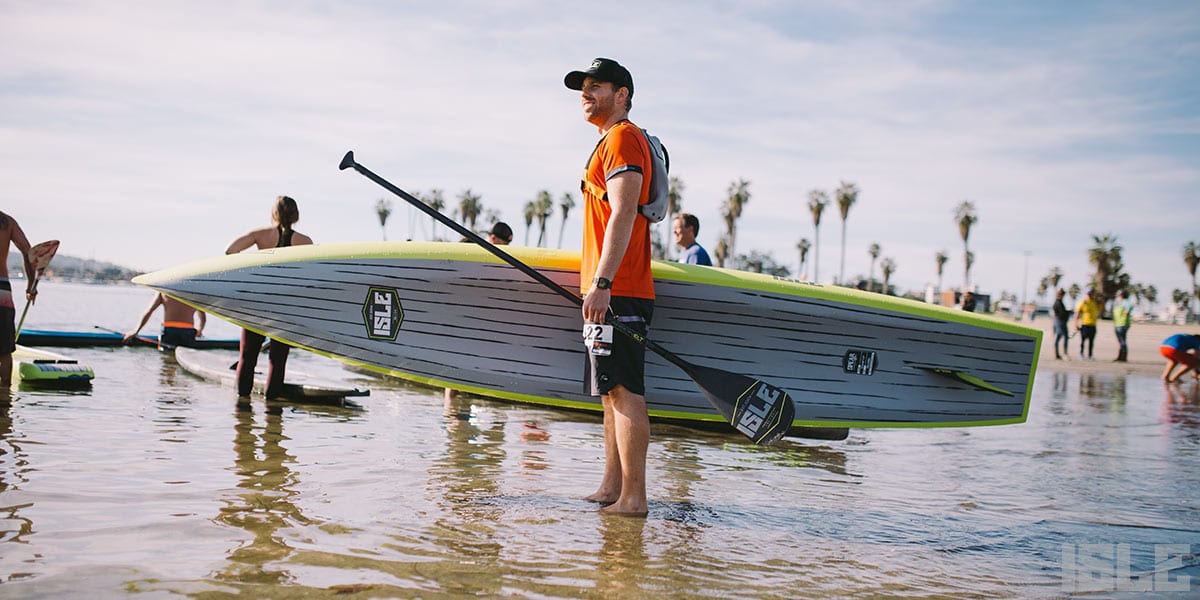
top-left (586, 95), bottom-right (617, 125)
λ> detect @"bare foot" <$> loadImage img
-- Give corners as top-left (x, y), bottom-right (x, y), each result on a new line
top-left (599, 500), bottom-right (648, 517)
top-left (584, 490), bottom-right (618, 504)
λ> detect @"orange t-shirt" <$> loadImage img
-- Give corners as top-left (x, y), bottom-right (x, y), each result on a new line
top-left (580, 120), bottom-right (655, 300)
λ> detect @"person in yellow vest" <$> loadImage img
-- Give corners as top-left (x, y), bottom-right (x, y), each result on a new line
top-left (1111, 290), bottom-right (1134, 362)
top-left (1074, 288), bottom-right (1101, 361)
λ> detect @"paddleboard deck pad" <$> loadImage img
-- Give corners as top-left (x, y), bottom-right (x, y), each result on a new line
top-left (173, 347), bottom-right (368, 405)
top-left (13, 345), bottom-right (95, 387)
top-left (134, 242), bottom-right (1041, 431)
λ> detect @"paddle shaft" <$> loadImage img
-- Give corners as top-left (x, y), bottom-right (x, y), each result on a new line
top-left (94, 325), bottom-right (156, 346)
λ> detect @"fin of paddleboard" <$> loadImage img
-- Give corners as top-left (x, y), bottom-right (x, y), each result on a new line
top-left (911, 365), bottom-right (1014, 397)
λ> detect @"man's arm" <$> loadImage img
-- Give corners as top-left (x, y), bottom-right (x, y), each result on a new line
top-left (10, 218), bottom-right (35, 300)
top-left (582, 171), bottom-right (642, 324)
top-left (125, 293), bottom-right (165, 341)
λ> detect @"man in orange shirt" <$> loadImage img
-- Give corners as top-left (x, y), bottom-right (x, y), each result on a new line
top-left (565, 58), bottom-right (655, 516)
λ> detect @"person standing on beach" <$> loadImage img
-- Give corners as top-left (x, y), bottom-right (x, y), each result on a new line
top-left (672, 213), bottom-right (712, 266)
top-left (225, 196), bottom-right (313, 400)
top-left (0, 211), bottom-right (35, 386)
top-left (1160, 333), bottom-right (1200, 383)
top-left (1052, 288), bottom-right (1071, 360)
top-left (124, 292), bottom-right (206, 349)
top-left (1112, 290), bottom-right (1134, 362)
top-left (1074, 289), bottom-right (1101, 360)
top-left (565, 57), bottom-right (655, 516)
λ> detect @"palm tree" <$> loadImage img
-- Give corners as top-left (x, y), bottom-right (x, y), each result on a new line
top-left (1088, 232), bottom-right (1124, 305)
top-left (935, 250), bottom-right (949, 293)
top-left (796, 238), bottom-right (811, 280)
top-left (1068, 283), bottom-right (1081, 304)
top-left (880, 257), bottom-right (896, 295)
top-left (714, 237), bottom-right (729, 268)
top-left (867, 242), bottom-right (881, 292)
top-left (425, 189), bottom-right (445, 241)
top-left (1185, 241), bottom-right (1199, 321)
top-left (556, 192), bottom-right (575, 249)
top-left (666, 176), bottom-right (684, 259)
top-left (1047, 266), bottom-right (1063, 290)
top-left (522, 200), bottom-right (537, 245)
top-left (457, 189), bottom-right (482, 232)
top-left (533, 190), bottom-right (554, 247)
top-left (954, 200), bottom-right (977, 289)
top-left (965, 250), bottom-right (975, 288)
top-left (374, 198), bottom-right (393, 241)
top-left (808, 189), bottom-right (829, 283)
top-left (835, 181), bottom-right (859, 285)
top-left (722, 179), bottom-right (751, 258)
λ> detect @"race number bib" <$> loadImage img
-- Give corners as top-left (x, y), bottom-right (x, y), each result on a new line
top-left (582, 323), bottom-right (613, 356)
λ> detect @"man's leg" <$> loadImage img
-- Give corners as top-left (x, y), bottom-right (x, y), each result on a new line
top-left (585, 397), bottom-right (622, 504)
top-left (0, 353), bottom-right (11, 386)
top-left (600, 384), bottom-right (649, 517)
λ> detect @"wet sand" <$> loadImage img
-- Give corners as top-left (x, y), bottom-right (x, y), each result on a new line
top-left (1026, 316), bottom-right (1200, 378)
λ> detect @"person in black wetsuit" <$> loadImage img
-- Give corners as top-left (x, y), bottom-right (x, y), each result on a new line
top-left (225, 196), bottom-right (314, 400)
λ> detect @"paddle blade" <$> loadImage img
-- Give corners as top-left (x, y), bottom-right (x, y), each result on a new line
top-left (29, 240), bottom-right (60, 272)
top-left (688, 366), bottom-right (795, 445)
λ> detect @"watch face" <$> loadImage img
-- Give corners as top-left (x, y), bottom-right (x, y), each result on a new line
top-left (595, 277), bottom-right (611, 289)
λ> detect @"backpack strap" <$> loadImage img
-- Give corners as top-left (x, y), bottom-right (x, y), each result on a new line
top-left (579, 122), bottom-right (650, 210)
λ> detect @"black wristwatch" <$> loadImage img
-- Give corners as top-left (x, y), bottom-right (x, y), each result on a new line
top-left (593, 276), bottom-right (612, 290)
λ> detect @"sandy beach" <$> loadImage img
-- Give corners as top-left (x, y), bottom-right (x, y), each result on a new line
top-left (1025, 315), bottom-right (1200, 377)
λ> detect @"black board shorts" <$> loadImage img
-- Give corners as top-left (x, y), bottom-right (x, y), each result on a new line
top-left (160, 326), bottom-right (198, 349)
top-left (0, 306), bottom-right (13, 354)
top-left (583, 296), bottom-right (654, 397)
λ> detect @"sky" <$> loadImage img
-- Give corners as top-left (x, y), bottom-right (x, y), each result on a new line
top-left (2, 1), bottom-right (1197, 306)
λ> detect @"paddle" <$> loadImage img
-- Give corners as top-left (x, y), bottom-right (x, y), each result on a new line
top-left (93, 325), bottom-right (158, 347)
top-left (14, 240), bottom-right (60, 343)
top-left (339, 151), bottom-right (794, 444)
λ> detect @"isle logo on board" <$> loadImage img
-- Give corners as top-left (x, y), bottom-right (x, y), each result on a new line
top-left (362, 287), bottom-right (403, 341)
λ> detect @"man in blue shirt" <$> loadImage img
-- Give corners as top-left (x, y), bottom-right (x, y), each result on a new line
top-left (672, 213), bottom-right (712, 266)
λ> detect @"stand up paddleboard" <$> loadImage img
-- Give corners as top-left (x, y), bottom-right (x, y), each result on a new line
top-left (173, 347), bottom-right (368, 406)
top-left (17, 329), bottom-right (240, 349)
top-left (13, 345), bottom-right (95, 388)
top-left (134, 242), bottom-right (1041, 433)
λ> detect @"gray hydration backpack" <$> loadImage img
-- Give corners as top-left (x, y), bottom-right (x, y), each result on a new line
top-left (638, 129), bottom-right (670, 223)
top-left (581, 126), bottom-right (670, 223)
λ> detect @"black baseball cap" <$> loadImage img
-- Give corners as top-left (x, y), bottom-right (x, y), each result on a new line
top-left (564, 58), bottom-right (634, 96)
top-left (489, 221), bottom-right (513, 242)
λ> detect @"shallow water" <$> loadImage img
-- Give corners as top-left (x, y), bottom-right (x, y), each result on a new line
top-left (2, 282), bottom-right (1199, 598)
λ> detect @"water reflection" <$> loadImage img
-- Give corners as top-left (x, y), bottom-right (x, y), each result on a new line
top-left (0, 390), bottom-right (33, 546)
top-left (595, 516), bottom-right (649, 596)
top-left (212, 401), bottom-right (311, 585)
top-left (1079, 373), bottom-right (1127, 412)
top-left (1162, 382), bottom-right (1200, 429)
top-left (421, 393), bottom-right (508, 595)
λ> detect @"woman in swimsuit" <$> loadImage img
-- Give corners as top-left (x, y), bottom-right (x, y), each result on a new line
top-left (225, 196), bottom-right (314, 399)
